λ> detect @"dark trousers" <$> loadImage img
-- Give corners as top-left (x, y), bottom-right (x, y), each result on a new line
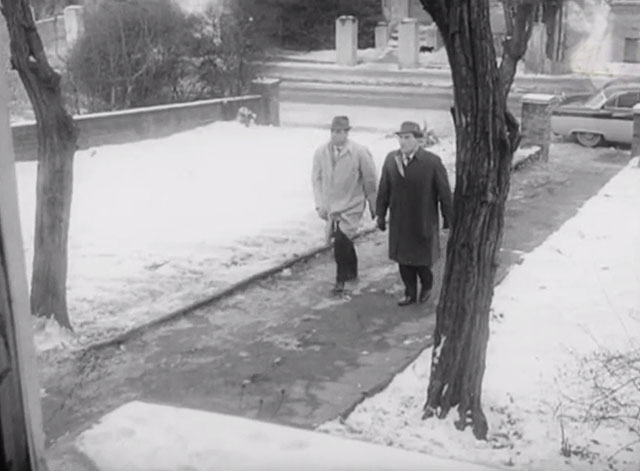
top-left (399, 264), bottom-right (433, 299)
top-left (332, 222), bottom-right (358, 283)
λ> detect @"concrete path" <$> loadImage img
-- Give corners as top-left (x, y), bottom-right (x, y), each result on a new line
top-left (42, 143), bottom-right (630, 468)
top-left (280, 102), bottom-right (454, 137)
top-left (280, 81), bottom-right (524, 115)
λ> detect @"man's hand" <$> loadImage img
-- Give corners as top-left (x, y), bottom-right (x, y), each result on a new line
top-left (376, 216), bottom-right (386, 232)
top-left (316, 207), bottom-right (328, 221)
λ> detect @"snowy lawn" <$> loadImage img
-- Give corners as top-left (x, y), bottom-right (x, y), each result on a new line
top-left (319, 159), bottom-right (640, 470)
top-left (17, 122), bottom-right (462, 351)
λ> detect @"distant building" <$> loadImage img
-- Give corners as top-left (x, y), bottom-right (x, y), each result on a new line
top-left (380, 0), bottom-right (508, 58)
top-left (381, 0), bottom-right (505, 28)
top-left (565, 0), bottom-right (640, 76)
top-left (380, 0), bottom-right (640, 75)
top-left (607, 0), bottom-right (640, 65)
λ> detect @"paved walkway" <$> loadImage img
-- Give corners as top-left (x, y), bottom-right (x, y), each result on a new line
top-left (43, 144), bottom-right (630, 468)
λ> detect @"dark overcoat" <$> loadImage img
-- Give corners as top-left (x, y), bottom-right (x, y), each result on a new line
top-left (376, 147), bottom-right (453, 266)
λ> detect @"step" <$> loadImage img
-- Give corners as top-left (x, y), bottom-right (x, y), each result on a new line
top-left (68, 401), bottom-right (502, 471)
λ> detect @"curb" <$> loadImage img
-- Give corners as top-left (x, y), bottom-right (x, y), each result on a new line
top-left (259, 61), bottom-right (596, 90)
top-left (83, 227), bottom-right (378, 353)
top-left (281, 121), bottom-right (398, 135)
top-left (81, 147), bottom-right (541, 354)
top-left (333, 149), bottom-right (540, 422)
top-left (278, 76), bottom-right (454, 89)
top-left (512, 147), bottom-right (543, 172)
top-left (274, 75), bottom-right (592, 94)
top-left (337, 250), bottom-right (526, 424)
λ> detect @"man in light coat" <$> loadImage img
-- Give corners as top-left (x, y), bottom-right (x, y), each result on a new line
top-left (312, 116), bottom-right (378, 294)
top-left (376, 121), bottom-right (453, 306)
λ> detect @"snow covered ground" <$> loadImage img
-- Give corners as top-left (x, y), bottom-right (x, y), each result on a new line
top-left (16, 122), bottom-right (460, 352)
top-left (69, 401), bottom-right (498, 471)
top-left (319, 159), bottom-right (640, 470)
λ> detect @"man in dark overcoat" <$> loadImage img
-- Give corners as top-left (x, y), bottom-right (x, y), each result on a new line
top-left (376, 121), bottom-right (453, 306)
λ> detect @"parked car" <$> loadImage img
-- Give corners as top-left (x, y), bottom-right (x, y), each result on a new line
top-left (552, 82), bottom-right (640, 147)
top-left (558, 77), bottom-right (640, 106)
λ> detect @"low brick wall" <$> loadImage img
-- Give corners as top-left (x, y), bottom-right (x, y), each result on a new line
top-left (520, 93), bottom-right (558, 162)
top-left (11, 95), bottom-right (264, 162)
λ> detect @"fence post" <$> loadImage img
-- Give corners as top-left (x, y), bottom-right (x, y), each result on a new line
top-left (251, 78), bottom-right (281, 127)
top-left (375, 21), bottom-right (389, 51)
top-left (63, 5), bottom-right (85, 48)
top-left (632, 104), bottom-right (640, 166)
top-left (398, 18), bottom-right (419, 69)
top-left (520, 94), bottom-right (557, 162)
top-left (335, 15), bottom-right (358, 66)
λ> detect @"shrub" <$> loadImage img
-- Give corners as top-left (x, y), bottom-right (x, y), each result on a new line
top-left (184, 0), bottom-right (265, 99)
top-left (66, 0), bottom-right (263, 112)
top-left (236, 0), bottom-right (382, 51)
top-left (66, 0), bottom-right (190, 111)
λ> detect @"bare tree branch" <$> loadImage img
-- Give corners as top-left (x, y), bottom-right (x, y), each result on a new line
top-left (418, 0), bottom-right (450, 39)
top-left (498, 0), bottom-right (538, 102)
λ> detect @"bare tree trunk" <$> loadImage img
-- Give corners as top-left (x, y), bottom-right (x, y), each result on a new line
top-left (0, 242), bottom-right (31, 471)
top-left (2, 0), bottom-right (78, 330)
top-left (418, 0), bottom-right (534, 439)
top-left (1, 23), bottom-right (47, 467)
top-left (499, 0), bottom-right (536, 102)
top-left (543, 1), bottom-right (564, 62)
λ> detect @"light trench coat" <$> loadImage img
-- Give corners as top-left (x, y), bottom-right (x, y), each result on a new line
top-left (312, 140), bottom-right (378, 243)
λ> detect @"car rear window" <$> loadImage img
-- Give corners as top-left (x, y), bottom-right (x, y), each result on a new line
top-left (615, 92), bottom-right (640, 108)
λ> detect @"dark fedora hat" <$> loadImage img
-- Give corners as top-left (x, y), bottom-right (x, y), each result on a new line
top-left (395, 121), bottom-right (423, 138)
top-left (331, 115), bottom-right (351, 131)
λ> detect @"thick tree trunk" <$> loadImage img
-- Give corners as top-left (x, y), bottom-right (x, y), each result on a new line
top-left (2, 0), bottom-right (78, 329)
top-left (418, 0), bottom-right (532, 439)
top-left (0, 26), bottom-right (47, 468)
top-left (0, 243), bottom-right (31, 471)
top-left (543, 1), bottom-right (564, 62)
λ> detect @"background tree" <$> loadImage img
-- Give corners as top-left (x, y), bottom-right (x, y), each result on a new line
top-left (233, 0), bottom-right (382, 51)
top-left (180, 0), bottom-right (265, 100)
top-left (66, 0), bottom-right (191, 111)
top-left (66, 0), bottom-right (265, 112)
top-left (2, 0), bottom-right (77, 330)
top-left (417, 0), bottom-right (537, 439)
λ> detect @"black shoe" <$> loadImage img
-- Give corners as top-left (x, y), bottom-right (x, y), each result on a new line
top-left (419, 289), bottom-right (432, 304)
top-left (332, 282), bottom-right (345, 294)
top-left (398, 296), bottom-right (417, 307)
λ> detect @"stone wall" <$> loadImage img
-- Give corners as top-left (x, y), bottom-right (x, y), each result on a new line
top-left (520, 94), bottom-right (558, 162)
top-left (36, 15), bottom-right (67, 50)
top-left (10, 82), bottom-right (280, 162)
top-left (36, 11), bottom-right (74, 61)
